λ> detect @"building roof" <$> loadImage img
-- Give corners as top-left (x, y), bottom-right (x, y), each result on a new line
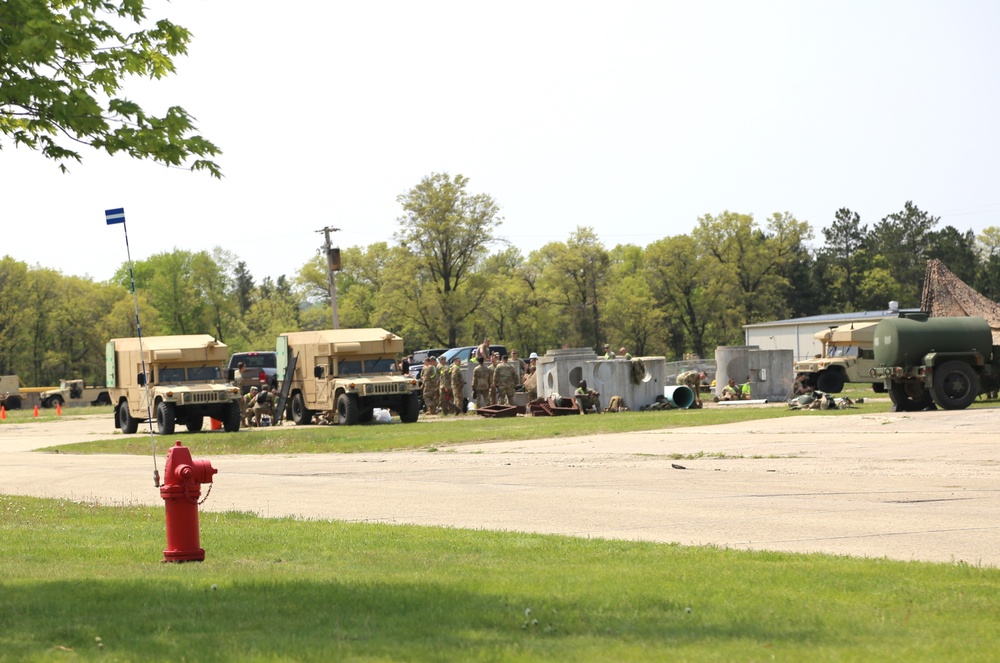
top-left (743, 307), bottom-right (919, 329)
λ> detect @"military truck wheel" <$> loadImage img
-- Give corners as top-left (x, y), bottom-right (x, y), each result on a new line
top-left (4, 395), bottom-right (22, 410)
top-left (888, 380), bottom-right (933, 412)
top-left (815, 370), bottom-right (845, 394)
top-left (119, 401), bottom-right (139, 434)
top-left (95, 392), bottom-right (112, 406)
top-left (291, 392), bottom-right (313, 425)
top-left (931, 361), bottom-right (979, 410)
top-left (223, 401), bottom-right (241, 432)
top-left (186, 417), bottom-right (204, 433)
top-left (400, 394), bottom-right (421, 423)
top-left (337, 393), bottom-right (359, 425)
top-left (46, 395), bottom-right (64, 409)
top-left (871, 382), bottom-right (885, 393)
top-left (156, 401), bottom-right (176, 435)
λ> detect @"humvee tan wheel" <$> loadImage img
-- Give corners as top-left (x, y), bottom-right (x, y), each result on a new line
top-left (156, 401), bottom-right (176, 435)
top-left (119, 401), bottom-right (139, 434)
top-left (337, 393), bottom-right (358, 425)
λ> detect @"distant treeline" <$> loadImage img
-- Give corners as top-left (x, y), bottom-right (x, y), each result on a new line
top-left (3, 176), bottom-right (998, 388)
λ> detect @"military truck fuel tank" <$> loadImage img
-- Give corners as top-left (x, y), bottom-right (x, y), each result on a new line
top-left (871, 313), bottom-right (1000, 411)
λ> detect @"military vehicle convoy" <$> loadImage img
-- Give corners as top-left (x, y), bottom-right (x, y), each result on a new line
top-left (107, 335), bottom-right (242, 434)
top-left (793, 321), bottom-right (884, 393)
top-left (278, 328), bottom-right (421, 425)
top-left (870, 313), bottom-right (1000, 411)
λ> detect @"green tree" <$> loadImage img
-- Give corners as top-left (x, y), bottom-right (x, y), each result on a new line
top-left (817, 208), bottom-right (869, 311)
top-left (0, 0), bottom-right (221, 174)
top-left (144, 250), bottom-right (205, 335)
top-left (0, 256), bottom-right (32, 376)
top-left (926, 226), bottom-right (978, 285)
top-left (191, 248), bottom-right (238, 342)
top-left (234, 261), bottom-right (255, 316)
top-left (394, 173), bottom-right (502, 347)
top-left (469, 247), bottom-right (539, 354)
top-left (602, 274), bottom-right (663, 356)
top-left (975, 227), bottom-right (1000, 301)
top-left (867, 201), bottom-right (938, 306)
top-left (644, 235), bottom-right (729, 358)
top-left (693, 211), bottom-right (812, 330)
top-left (533, 227), bottom-right (611, 351)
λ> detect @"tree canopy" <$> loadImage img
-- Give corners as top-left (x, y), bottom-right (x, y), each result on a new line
top-left (0, 0), bottom-right (220, 175)
top-left (3, 179), bottom-right (998, 387)
top-left (393, 173), bottom-right (503, 347)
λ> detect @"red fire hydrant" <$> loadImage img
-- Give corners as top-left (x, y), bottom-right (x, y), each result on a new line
top-left (160, 441), bottom-right (218, 562)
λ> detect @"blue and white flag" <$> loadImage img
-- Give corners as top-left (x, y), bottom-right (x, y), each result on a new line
top-left (105, 208), bottom-right (126, 225)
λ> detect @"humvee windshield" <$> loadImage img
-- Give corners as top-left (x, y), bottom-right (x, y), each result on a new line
top-left (189, 366), bottom-right (223, 381)
top-left (158, 366), bottom-right (223, 383)
top-left (828, 346), bottom-right (858, 358)
top-left (337, 358), bottom-right (397, 375)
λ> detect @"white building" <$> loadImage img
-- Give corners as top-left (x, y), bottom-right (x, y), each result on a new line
top-left (743, 303), bottom-right (918, 361)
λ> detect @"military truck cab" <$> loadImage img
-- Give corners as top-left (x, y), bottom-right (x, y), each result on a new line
top-left (278, 328), bottom-right (421, 425)
top-left (107, 335), bottom-right (242, 434)
top-left (793, 321), bottom-right (884, 393)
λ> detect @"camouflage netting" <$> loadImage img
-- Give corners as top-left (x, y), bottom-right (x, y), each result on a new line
top-left (920, 258), bottom-right (1000, 344)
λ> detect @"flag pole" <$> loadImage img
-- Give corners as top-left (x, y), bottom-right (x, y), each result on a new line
top-left (106, 208), bottom-right (159, 488)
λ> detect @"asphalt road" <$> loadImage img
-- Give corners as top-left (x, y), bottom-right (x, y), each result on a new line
top-left (2, 409), bottom-right (998, 566)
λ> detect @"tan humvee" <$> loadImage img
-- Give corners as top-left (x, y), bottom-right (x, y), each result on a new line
top-left (278, 328), bottom-right (420, 425)
top-left (793, 321), bottom-right (884, 393)
top-left (107, 335), bottom-right (242, 434)
top-left (38, 379), bottom-right (112, 408)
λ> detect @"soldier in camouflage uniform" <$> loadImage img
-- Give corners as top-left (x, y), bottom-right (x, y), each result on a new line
top-left (450, 357), bottom-right (467, 414)
top-left (472, 356), bottom-right (491, 409)
top-left (488, 353), bottom-right (500, 405)
top-left (421, 357), bottom-right (441, 415)
top-left (493, 355), bottom-right (518, 405)
top-left (437, 356), bottom-right (453, 415)
top-left (677, 369), bottom-right (705, 408)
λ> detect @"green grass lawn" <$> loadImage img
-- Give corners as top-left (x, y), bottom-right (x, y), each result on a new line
top-left (3, 494), bottom-right (998, 662)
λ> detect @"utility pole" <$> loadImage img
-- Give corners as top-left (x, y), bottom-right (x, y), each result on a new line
top-left (317, 226), bottom-right (341, 329)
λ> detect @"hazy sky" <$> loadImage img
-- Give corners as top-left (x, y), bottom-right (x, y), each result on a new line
top-left (3, 0), bottom-right (1000, 284)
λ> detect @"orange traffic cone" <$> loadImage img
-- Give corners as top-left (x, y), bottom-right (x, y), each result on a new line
top-left (1, 405), bottom-right (6, 420)
top-left (56, 403), bottom-right (62, 416)
top-left (33, 404), bottom-right (39, 418)
top-left (210, 418), bottom-right (222, 430)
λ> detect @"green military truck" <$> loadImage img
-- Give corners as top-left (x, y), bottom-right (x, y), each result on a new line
top-left (108, 335), bottom-right (243, 434)
top-left (870, 313), bottom-right (1000, 411)
top-left (278, 328), bottom-right (421, 425)
top-left (793, 321), bottom-right (884, 393)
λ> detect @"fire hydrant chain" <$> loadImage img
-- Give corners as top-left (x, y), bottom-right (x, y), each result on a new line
top-left (182, 481), bottom-right (212, 505)
top-left (198, 483), bottom-right (212, 506)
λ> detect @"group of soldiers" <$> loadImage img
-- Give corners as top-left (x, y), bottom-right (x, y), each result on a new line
top-left (420, 342), bottom-right (537, 415)
top-left (420, 356), bottom-right (465, 415)
top-left (233, 361), bottom-right (279, 427)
